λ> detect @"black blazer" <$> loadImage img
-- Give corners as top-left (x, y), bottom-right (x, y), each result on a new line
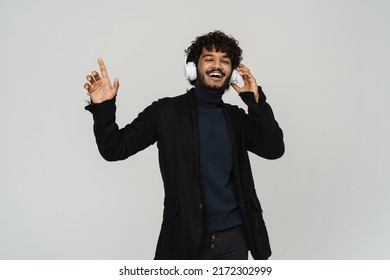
top-left (86, 87), bottom-right (284, 259)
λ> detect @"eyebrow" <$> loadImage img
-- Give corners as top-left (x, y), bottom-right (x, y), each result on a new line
top-left (202, 53), bottom-right (231, 59)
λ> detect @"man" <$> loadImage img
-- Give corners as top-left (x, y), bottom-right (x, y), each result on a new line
top-left (84, 31), bottom-right (284, 260)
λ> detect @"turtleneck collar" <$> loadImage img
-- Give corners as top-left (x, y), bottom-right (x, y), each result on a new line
top-left (194, 84), bottom-right (224, 107)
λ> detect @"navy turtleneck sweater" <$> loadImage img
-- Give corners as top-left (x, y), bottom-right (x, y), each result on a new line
top-left (194, 84), bottom-right (243, 233)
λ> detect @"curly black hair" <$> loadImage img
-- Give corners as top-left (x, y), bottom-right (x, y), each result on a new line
top-left (185, 30), bottom-right (243, 72)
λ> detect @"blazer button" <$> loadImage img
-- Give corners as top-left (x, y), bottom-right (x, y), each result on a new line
top-left (200, 203), bottom-right (203, 210)
top-left (239, 197), bottom-right (244, 203)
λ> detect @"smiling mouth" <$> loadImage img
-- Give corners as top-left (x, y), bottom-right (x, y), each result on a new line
top-left (207, 70), bottom-right (225, 79)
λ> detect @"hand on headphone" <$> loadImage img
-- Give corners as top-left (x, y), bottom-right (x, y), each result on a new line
top-left (231, 64), bottom-right (259, 103)
top-left (84, 58), bottom-right (120, 104)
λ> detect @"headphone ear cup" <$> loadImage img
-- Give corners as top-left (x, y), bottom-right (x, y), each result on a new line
top-left (185, 61), bottom-right (197, 81)
top-left (230, 69), bottom-right (239, 84)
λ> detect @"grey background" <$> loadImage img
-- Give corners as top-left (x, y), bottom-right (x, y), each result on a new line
top-left (1, 0), bottom-right (389, 259)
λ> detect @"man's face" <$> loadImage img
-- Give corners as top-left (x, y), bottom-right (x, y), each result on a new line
top-left (196, 47), bottom-right (233, 92)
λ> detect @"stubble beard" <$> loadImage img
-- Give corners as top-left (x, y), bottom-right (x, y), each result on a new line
top-left (196, 70), bottom-right (232, 93)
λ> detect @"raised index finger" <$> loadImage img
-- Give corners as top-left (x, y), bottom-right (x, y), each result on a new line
top-left (98, 57), bottom-right (109, 78)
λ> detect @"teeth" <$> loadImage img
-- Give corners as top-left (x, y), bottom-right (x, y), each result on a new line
top-left (209, 72), bottom-right (222, 77)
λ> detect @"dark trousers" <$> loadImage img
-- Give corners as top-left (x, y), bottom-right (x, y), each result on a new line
top-left (197, 225), bottom-right (248, 260)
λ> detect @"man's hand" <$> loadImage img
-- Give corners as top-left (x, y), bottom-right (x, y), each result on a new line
top-left (84, 58), bottom-right (119, 104)
top-left (231, 64), bottom-right (259, 103)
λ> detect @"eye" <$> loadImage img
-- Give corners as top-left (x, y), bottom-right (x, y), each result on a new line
top-left (222, 60), bottom-right (231, 64)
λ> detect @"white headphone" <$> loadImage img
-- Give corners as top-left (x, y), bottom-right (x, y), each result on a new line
top-left (184, 57), bottom-right (242, 84)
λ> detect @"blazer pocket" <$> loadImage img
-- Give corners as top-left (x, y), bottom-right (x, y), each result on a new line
top-left (163, 196), bottom-right (179, 220)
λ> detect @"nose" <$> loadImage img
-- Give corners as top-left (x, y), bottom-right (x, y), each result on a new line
top-left (212, 59), bottom-right (222, 69)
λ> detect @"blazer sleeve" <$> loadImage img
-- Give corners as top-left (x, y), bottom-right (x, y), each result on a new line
top-left (85, 97), bottom-right (158, 161)
top-left (239, 87), bottom-right (285, 160)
